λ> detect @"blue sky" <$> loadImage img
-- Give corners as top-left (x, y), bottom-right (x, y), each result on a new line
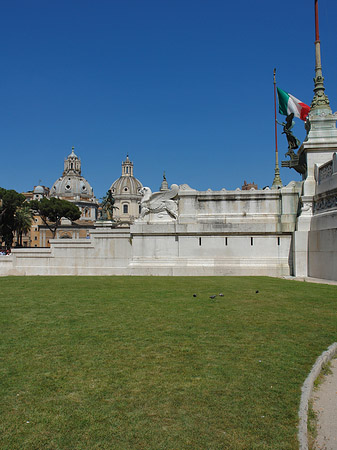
top-left (1, 0), bottom-right (337, 199)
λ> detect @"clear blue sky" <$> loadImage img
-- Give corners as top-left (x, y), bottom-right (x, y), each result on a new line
top-left (1, 0), bottom-right (336, 199)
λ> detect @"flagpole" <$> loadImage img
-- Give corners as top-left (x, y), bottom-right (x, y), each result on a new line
top-left (272, 68), bottom-right (282, 188)
top-left (315, 0), bottom-right (319, 42)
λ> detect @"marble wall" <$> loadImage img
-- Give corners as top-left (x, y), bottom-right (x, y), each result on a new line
top-left (1, 183), bottom-right (302, 277)
top-left (308, 153), bottom-right (337, 281)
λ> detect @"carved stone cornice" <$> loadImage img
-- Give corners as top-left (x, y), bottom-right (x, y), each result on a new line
top-left (313, 188), bottom-right (337, 214)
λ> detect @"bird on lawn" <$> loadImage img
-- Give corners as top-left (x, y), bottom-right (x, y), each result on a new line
top-left (219, 293), bottom-right (224, 297)
top-left (209, 295), bottom-right (216, 299)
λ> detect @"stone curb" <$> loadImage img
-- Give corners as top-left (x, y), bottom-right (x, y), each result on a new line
top-left (298, 342), bottom-right (337, 450)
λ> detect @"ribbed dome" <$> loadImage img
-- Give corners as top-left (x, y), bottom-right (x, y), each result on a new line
top-left (51, 175), bottom-right (94, 199)
top-left (109, 176), bottom-right (143, 196)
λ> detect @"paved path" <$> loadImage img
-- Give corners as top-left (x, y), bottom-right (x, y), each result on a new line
top-left (313, 358), bottom-right (337, 450)
top-left (287, 276), bottom-right (337, 449)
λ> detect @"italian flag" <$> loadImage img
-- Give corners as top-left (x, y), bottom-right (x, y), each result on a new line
top-left (277, 87), bottom-right (310, 121)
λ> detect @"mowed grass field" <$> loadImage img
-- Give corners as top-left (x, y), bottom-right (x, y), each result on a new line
top-left (0, 276), bottom-right (336, 450)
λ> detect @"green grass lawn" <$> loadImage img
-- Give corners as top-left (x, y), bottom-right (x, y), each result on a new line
top-left (0, 276), bottom-right (336, 450)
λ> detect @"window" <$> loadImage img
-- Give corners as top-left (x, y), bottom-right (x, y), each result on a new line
top-left (199, 237), bottom-right (202, 246)
top-left (34, 236), bottom-right (37, 241)
top-left (123, 204), bottom-right (129, 214)
top-left (139, 205), bottom-right (141, 214)
top-left (278, 237), bottom-right (281, 246)
top-left (251, 237), bottom-right (254, 246)
top-left (225, 237), bottom-right (228, 246)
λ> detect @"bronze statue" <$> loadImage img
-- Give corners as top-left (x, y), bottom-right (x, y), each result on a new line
top-left (279, 113), bottom-right (307, 175)
top-left (100, 190), bottom-right (118, 220)
top-left (277, 113), bottom-right (301, 155)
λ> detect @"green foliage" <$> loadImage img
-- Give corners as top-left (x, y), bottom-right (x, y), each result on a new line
top-left (0, 276), bottom-right (336, 450)
top-left (30, 197), bottom-right (81, 237)
top-left (15, 205), bottom-right (33, 247)
top-left (0, 187), bottom-right (26, 249)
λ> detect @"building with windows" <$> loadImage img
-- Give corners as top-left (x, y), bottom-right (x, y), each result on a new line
top-left (12, 185), bottom-right (50, 248)
top-left (17, 148), bottom-right (99, 248)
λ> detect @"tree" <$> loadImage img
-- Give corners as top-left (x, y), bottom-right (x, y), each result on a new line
top-left (15, 205), bottom-right (33, 247)
top-left (0, 188), bottom-right (26, 249)
top-left (30, 197), bottom-right (81, 238)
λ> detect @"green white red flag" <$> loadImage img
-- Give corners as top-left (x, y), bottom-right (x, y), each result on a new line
top-left (277, 87), bottom-right (310, 121)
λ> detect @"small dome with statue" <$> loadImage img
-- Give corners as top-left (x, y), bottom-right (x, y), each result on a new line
top-left (50, 147), bottom-right (96, 202)
top-left (33, 185), bottom-right (45, 195)
top-left (32, 184), bottom-right (49, 201)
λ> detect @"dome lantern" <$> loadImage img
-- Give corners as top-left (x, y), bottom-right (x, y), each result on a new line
top-left (121, 154), bottom-right (133, 177)
top-left (63, 146), bottom-right (81, 176)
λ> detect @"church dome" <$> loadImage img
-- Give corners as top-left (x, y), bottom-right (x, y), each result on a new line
top-left (51, 175), bottom-right (94, 200)
top-left (50, 147), bottom-right (96, 201)
top-left (109, 155), bottom-right (143, 196)
top-left (110, 176), bottom-right (143, 196)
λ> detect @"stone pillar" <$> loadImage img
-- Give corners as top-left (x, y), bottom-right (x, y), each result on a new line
top-left (294, 112), bottom-right (337, 277)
